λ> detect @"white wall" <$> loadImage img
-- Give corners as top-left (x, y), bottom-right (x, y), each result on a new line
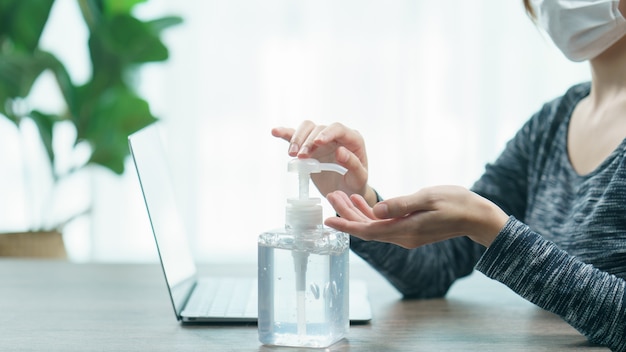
top-left (0, 0), bottom-right (590, 263)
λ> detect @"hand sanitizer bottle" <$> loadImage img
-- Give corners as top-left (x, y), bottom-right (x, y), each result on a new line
top-left (258, 158), bottom-right (350, 348)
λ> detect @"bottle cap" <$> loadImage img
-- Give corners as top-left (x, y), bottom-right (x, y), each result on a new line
top-left (285, 158), bottom-right (347, 229)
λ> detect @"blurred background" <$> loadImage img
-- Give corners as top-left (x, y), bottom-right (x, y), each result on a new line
top-left (0, 0), bottom-right (589, 264)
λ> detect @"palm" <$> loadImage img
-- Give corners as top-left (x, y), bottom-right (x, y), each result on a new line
top-left (272, 123), bottom-right (369, 199)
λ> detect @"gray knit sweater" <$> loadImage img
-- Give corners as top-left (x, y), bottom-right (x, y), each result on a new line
top-left (350, 82), bottom-right (626, 351)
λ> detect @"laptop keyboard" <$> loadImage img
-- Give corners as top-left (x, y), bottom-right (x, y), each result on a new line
top-left (183, 277), bottom-right (258, 318)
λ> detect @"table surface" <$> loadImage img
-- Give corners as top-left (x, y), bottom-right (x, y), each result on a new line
top-left (0, 259), bottom-right (609, 352)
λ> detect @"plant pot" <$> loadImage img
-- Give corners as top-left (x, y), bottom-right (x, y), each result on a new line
top-left (0, 231), bottom-right (67, 259)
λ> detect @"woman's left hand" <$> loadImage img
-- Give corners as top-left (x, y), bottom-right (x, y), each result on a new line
top-left (324, 185), bottom-right (509, 248)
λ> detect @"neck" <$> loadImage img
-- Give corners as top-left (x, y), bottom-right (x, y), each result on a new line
top-left (588, 35), bottom-right (626, 106)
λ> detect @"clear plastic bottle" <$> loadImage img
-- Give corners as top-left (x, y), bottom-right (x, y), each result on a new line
top-left (258, 159), bottom-right (350, 348)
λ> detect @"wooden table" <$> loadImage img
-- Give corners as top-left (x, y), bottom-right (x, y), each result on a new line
top-left (0, 259), bottom-right (608, 351)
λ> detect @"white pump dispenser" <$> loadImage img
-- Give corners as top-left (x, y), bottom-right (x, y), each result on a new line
top-left (286, 158), bottom-right (347, 230)
top-left (286, 159), bottom-right (347, 338)
top-left (258, 158), bottom-right (351, 348)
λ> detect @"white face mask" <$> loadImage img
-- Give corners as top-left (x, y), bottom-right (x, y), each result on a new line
top-left (531, 0), bottom-right (626, 61)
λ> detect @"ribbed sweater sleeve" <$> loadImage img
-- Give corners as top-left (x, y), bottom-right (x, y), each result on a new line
top-left (476, 218), bottom-right (626, 351)
top-left (350, 235), bottom-right (484, 298)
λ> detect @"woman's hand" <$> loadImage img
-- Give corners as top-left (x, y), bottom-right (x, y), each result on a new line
top-left (272, 120), bottom-right (377, 205)
top-left (325, 185), bottom-right (509, 248)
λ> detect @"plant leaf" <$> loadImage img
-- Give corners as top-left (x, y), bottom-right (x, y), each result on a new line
top-left (0, 1), bottom-right (18, 40)
top-left (102, 0), bottom-right (146, 15)
top-left (0, 50), bottom-right (75, 121)
top-left (0, 50), bottom-right (70, 121)
top-left (96, 14), bottom-right (169, 65)
top-left (0, 50), bottom-right (50, 98)
top-left (145, 16), bottom-right (184, 35)
top-left (45, 54), bottom-right (78, 119)
top-left (1, 0), bottom-right (55, 53)
top-left (81, 87), bottom-right (157, 174)
top-left (28, 110), bottom-right (58, 169)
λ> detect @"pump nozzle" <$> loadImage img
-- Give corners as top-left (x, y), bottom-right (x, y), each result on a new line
top-left (287, 158), bottom-right (348, 176)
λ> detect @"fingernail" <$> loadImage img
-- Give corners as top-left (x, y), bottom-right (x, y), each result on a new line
top-left (288, 143), bottom-right (299, 155)
top-left (299, 146), bottom-right (310, 156)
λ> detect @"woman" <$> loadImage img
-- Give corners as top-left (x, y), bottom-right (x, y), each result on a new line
top-left (272, 0), bottom-right (626, 350)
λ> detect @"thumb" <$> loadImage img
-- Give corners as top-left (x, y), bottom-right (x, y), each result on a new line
top-left (373, 192), bottom-right (427, 219)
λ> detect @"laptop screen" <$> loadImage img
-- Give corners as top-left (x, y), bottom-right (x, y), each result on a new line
top-left (128, 123), bottom-right (197, 317)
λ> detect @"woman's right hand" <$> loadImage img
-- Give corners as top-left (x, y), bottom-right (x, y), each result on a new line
top-left (271, 120), bottom-right (377, 206)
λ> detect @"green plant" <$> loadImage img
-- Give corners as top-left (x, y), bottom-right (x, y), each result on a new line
top-left (0, 0), bottom-right (182, 231)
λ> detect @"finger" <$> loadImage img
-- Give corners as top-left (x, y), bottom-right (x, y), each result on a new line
top-left (373, 190), bottom-right (431, 219)
top-left (337, 146), bottom-right (368, 193)
top-left (326, 191), bottom-right (372, 222)
top-left (271, 126), bottom-right (299, 156)
top-left (270, 127), bottom-right (295, 142)
top-left (298, 125), bottom-right (327, 158)
top-left (289, 120), bottom-right (317, 157)
top-left (324, 217), bottom-right (373, 236)
top-left (324, 216), bottom-right (349, 230)
top-left (326, 215), bottom-right (401, 242)
top-left (348, 193), bottom-right (377, 219)
top-left (314, 123), bottom-right (367, 163)
top-left (324, 200), bottom-right (424, 246)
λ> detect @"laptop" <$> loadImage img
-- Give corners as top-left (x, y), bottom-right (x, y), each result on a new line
top-left (128, 123), bottom-right (372, 324)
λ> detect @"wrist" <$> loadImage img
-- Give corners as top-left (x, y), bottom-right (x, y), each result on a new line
top-left (469, 197), bottom-right (509, 247)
